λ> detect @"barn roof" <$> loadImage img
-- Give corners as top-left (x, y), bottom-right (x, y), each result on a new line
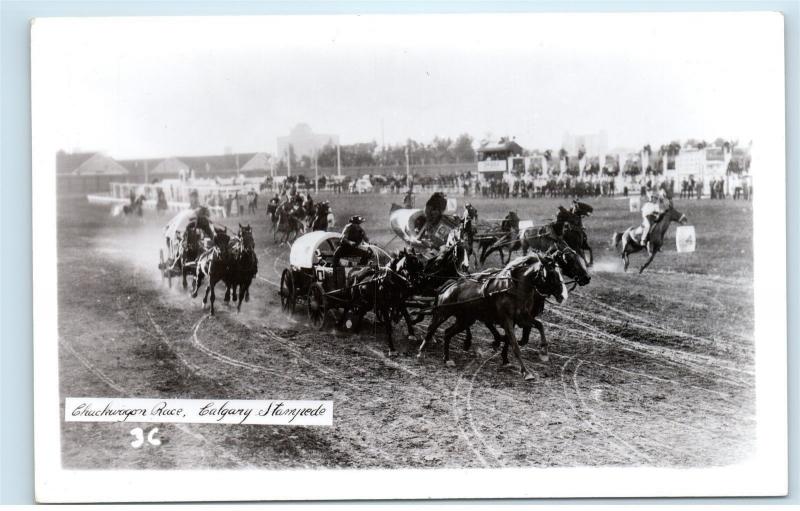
top-left (56, 151), bottom-right (129, 175)
top-left (56, 151), bottom-right (96, 174)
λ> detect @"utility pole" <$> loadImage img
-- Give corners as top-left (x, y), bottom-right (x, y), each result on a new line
top-left (336, 144), bottom-right (341, 177)
top-left (405, 145), bottom-right (410, 188)
top-left (287, 148), bottom-right (291, 178)
top-left (314, 150), bottom-right (319, 194)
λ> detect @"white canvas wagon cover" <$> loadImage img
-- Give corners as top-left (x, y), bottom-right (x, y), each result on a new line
top-left (163, 209), bottom-right (198, 242)
top-left (289, 231), bottom-right (341, 269)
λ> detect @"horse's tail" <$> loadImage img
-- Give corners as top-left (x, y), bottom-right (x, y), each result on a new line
top-left (611, 232), bottom-right (622, 250)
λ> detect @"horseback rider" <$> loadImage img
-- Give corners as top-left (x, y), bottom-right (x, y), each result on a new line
top-left (403, 189), bottom-right (414, 208)
top-left (640, 189), bottom-right (671, 246)
top-left (557, 199), bottom-right (592, 228)
top-left (463, 202), bottom-right (478, 222)
top-left (332, 215), bottom-right (372, 268)
top-left (267, 193), bottom-right (280, 220)
top-left (194, 205), bottom-right (218, 241)
top-left (501, 210), bottom-right (520, 233)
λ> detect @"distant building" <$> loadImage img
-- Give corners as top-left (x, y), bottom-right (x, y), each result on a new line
top-left (277, 123), bottom-right (339, 159)
top-left (56, 151), bottom-right (128, 175)
top-left (150, 157), bottom-right (191, 176)
top-left (240, 152), bottom-right (272, 173)
top-left (476, 138), bottom-right (525, 182)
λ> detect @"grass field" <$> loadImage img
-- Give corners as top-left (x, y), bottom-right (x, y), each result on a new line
top-left (57, 192), bottom-right (755, 470)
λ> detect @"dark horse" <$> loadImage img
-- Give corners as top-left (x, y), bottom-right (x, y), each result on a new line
top-left (192, 231), bottom-right (232, 315)
top-left (274, 204), bottom-right (305, 244)
top-left (556, 200), bottom-right (594, 266)
top-left (266, 198), bottom-right (280, 231)
top-left (437, 242), bottom-right (589, 367)
top-left (119, 194), bottom-right (145, 218)
top-left (223, 224), bottom-right (258, 312)
top-left (478, 212), bottom-right (522, 266)
top-left (310, 202), bottom-right (331, 231)
top-left (339, 259), bottom-right (419, 356)
top-left (561, 223), bottom-right (593, 266)
top-left (612, 204), bottom-right (687, 273)
top-left (176, 226), bottom-right (202, 290)
top-left (499, 245), bottom-right (590, 364)
top-left (419, 254), bottom-right (568, 380)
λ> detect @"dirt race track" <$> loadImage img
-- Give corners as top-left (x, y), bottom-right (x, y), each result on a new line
top-left (58, 193), bottom-right (755, 469)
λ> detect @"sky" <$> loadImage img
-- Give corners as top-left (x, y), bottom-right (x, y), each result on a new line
top-left (32, 12), bottom-right (783, 159)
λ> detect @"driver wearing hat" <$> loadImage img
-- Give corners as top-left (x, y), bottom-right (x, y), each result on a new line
top-left (332, 215), bottom-right (372, 267)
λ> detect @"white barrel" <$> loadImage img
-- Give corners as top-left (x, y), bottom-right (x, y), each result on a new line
top-left (676, 225), bottom-right (696, 253)
top-left (628, 196), bottom-right (641, 212)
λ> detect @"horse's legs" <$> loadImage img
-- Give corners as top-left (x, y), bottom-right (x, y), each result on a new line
top-left (400, 307), bottom-right (421, 343)
top-left (519, 326), bottom-right (530, 346)
top-left (463, 327), bottom-right (472, 351)
top-left (237, 281), bottom-right (250, 312)
top-left (223, 282), bottom-right (231, 303)
top-left (207, 276), bottom-right (218, 315)
top-left (350, 303), bottom-right (370, 333)
top-left (500, 334), bottom-right (510, 366)
top-left (621, 239), bottom-right (631, 271)
top-left (192, 271), bottom-right (203, 298)
top-left (419, 309), bottom-right (450, 356)
top-left (383, 308), bottom-right (397, 356)
top-left (202, 278), bottom-right (211, 306)
top-left (532, 319), bottom-right (549, 362)
top-left (503, 317), bottom-right (534, 380)
top-left (442, 316), bottom-right (468, 366)
top-left (484, 322), bottom-right (506, 351)
top-left (639, 245), bottom-right (657, 274)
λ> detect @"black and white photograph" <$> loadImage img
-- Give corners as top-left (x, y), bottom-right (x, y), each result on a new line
top-left (32, 12), bottom-right (787, 502)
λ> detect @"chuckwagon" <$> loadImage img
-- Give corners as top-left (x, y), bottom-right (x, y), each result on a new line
top-left (158, 208), bottom-right (216, 289)
top-left (279, 231), bottom-right (383, 328)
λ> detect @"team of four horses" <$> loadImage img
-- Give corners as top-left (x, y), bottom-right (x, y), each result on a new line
top-left (165, 197), bottom-right (686, 381)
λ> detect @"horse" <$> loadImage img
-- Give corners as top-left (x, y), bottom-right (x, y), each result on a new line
top-left (273, 205), bottom-right (305, 244)
top-left (112, 194), bottom-right (145, 219)
top-left (418, 254), bottom-right (568, 380)
top-left (561, 223), bottom-right (593, 266)
top-left (223, 224), bottom-right (258, 312)
top-left (266, 199), bottom-right (280, 230)
top-left (611, 205), bottom-right (687, 273)
top-left (339, 260), bottom-right (419, 356)
top-left (310, 202), bottom-right (331, 231)
top-left (177, 226), bottom-right (202, 290)
top-left (494, 245), bottom-right (590, 364)
top-left (478, 212), bottom-right (522, 266)
top-left (192, 231), bottom-right (232, 315)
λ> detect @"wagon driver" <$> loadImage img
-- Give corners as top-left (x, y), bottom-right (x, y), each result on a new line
top-left (332, 215), bottom-right (372, 267)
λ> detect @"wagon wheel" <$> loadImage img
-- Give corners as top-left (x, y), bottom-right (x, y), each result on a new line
top-left (279, 269), bottom-right (296, 315)
top-left (307, 283), bottom-right (328, 329)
